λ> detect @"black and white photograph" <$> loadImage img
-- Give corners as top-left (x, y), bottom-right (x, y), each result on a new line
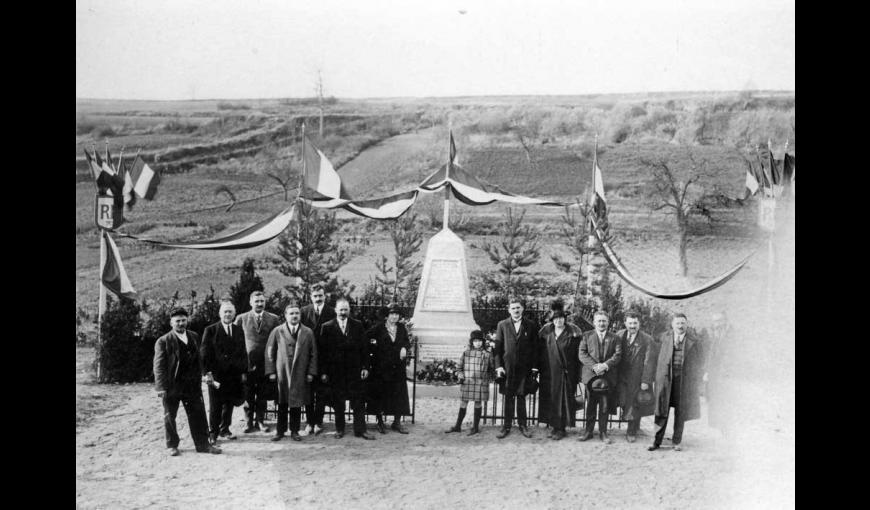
top-left (76, 0), bottom-right (795, 507)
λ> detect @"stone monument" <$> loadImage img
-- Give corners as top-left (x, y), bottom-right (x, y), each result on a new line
top-left (411, 226), bottom-right (480, 363)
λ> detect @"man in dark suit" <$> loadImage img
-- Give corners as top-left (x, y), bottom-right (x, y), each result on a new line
top-left (615, 311), bottom-right (655, 443)
top-left (578, 310), bottom-right (622, 444)
top-left (493, 298), bottom-right (540, 439)
top-left (234, 291), bottom-right (281, 433)
top-left (647, 312), bottom-right (706, 452)
top-left (200, 301), bottom-right (248, 445)
top-left (318, 297), bottom-right (374, 440)
top-left (299, 283), bottom-right (336, 436)
top-left (153, 308), bottom-right (221, 456)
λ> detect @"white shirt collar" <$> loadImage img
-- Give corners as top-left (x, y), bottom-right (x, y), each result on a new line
top-left (176, 331), bottom-right (189, 344)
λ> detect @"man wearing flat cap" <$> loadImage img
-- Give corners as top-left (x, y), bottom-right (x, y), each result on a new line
top-left (578, 310), bottom-right (622, 443)
top-left (153, 308), bottom-right (221, 456)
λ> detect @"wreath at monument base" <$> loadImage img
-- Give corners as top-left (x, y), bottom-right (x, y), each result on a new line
top-left (415, 359), bottom-right (461, 385)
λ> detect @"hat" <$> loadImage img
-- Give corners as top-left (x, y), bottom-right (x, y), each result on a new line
top-left (587, 375), bottom-right (610, 395)
top-left (525, 374), bottom-right (540, 394)
top-left (470, 330), bottom-right (485, 341)
top-left (636, 388), bottom-right (654, 405)
top-left (386, 303), bottom-right (402, 315)
top-left (169, 307), bottom-right (189, 318)
top-left (549, 300), bottom-right (567, 320)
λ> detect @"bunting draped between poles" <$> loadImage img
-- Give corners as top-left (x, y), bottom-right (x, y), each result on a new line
top-left (589, 216), bottom-right (753, 300)
top-left (113, 205), bottom-right (296, 250)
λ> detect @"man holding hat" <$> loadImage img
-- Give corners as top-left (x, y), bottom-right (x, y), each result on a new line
top-left (153, 308), bottom-right (221, 456)
top-left (615, 311), bottom-right (655, 443)
top-left (493, 297), bottom-right (540, 439)
top-left (235, 291), bottom-right (281, 433)
top-left (647, 312), bottom-right (706, 452)
top-left (578, 310), bottom-right (622, 443)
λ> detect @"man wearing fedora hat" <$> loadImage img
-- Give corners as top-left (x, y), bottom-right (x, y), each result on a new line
top-left (615, 311), bottom-right (655, 443)
top-left (647, 312), bottom-right (706, 452)
top-left (153, 308), bottom-right (221, 456)
top-left (578, 310), bottom-right (622, 443)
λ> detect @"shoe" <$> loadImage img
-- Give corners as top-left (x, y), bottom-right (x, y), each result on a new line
top-left (355, 433), bottom-right (376, 440)
top-left (674, 444), bottom-right (683, 451)
top-left (445, 425), bottom-right (461, 434)
top-left (168, 447), bottom-right (180, 457)
top-left (205, 446), bottom-right (222, 454)
top-left (244, 422), bottom-right (256, 433)
top-left (219, 431), bottom-right (237, 440)
top-left (377, 422), bottom-right (388, 434)
top-left (518, 427), bottom-right (532, 438)
top-left (626, 434), bottom-right (636, 443)
top-left (578, 432), bottom-right (593, 442)
top-left (290, 432), bottom-right (302, 441)
top-left (299, 426), bottom-right (311, 437)
top-left (467, 427), bottom-right (480, 436)
top-left (313, 424), bottom-right (323, 436)
top-left (258, 422), bottom-right (271, 433)
top-left (552, 430), bottom-right (566, 441)
top-left (600, 433), bottom-right (612, 444)
top-left (648, 444), bottom-right (661, 451)
top-left (208, 435), bottom-right (218, 446)
top-left (546, 429), bottom-right (554, 439)
top-left (391, 422), bottom-right (409, 434)
top-left (271, 434), bottom-right (284, 442)
top-left (335, 431), bottom-right (344, 439)
top-left (496, 428), bottom-right (511, 439)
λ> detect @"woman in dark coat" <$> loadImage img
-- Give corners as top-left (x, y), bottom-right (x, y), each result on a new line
top-left (366, 304), bottom-right (411, 434)
top-left (538, 305), bottom-right (582, 440)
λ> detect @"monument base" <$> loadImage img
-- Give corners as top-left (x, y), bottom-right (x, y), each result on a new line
top-left (414, 324), bottom-right (475, 363)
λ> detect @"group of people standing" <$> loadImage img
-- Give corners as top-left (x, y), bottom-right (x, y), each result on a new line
top-left (153, 286), bottom-right (411, 456)
top-left (154, 289), bottom-right (735, 456)
top-left (446, 298), bottom-right (733, 452)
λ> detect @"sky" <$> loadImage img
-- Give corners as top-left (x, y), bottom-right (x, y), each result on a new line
top-left (76, 0), bottom-right (795, 100)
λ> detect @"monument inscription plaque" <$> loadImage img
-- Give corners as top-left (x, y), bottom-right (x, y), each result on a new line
top-left (411, 227), bottom-right (480, 363)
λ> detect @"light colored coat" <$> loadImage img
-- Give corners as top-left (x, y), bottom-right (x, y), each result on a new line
top-left (265, 323), bottom-right (318, 406)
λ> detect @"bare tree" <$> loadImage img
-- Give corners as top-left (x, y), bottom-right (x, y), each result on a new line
top-left (641, 150), bottom-right (717, 276)
top-left (266, 153), bottom-right (296, 201)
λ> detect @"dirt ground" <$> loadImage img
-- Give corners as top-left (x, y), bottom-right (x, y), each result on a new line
top-left (76, 346), bottom-right (794, 510)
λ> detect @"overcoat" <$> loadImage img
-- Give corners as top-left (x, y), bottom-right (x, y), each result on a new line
top-left (493, 317), bottom-right (540, 395)
top-left (704, 325), bottom-right (737, 429)
top-left (153, 330), bottom-right (202, 394)
top-left (365, 321), bottom-right (411, 415)
top-left (538, 323), bottom-right (582, 428)
top-left (319, 317), bottom-right (370, 399)
top-left (457, 347), bottom-right (495, 402)
top-left (265, 323), bottom-right (318, 406)
top-left (644, 331), bottom-right (706, 421)
top-left (614, 328), bottom-right (655, 420)
top-left (200, 321), bottom-right (248, 405)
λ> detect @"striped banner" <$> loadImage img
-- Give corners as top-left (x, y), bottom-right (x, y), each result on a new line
top-left (114, 205), bottom-right (296, 250)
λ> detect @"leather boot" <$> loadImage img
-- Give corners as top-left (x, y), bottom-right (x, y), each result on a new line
top-left (445, 407), bottom-right (467, 433)
top-left (467, 407), bottom-right (482, 436)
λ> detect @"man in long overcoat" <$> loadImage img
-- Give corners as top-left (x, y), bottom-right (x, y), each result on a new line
top-left (299, 283), bottom-right (336, 436)
top-left (578, 310), bottom-right (622, 443)
top-left (266, 301), bottom-right (318, 441)
top-left (153, 307), bottom-right (221, 456)
top-left (200, 301), bottom-right (248, 445)
top-left (646, 312), bottom-right (706, 451)
top-left (234, 291), bottom-right (281, 433)
top-left (493, 298), bottom-right (539, 439)
top-left (615, 310), bottom-right (655, 443)
top-left (704, 311), bottom-right (737, 436)
top-left (319, 298), bottom-right (374, 440)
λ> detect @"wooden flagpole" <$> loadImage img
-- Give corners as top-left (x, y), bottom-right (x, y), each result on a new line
top-left (443, 125), bottom-right (451, 230)
top-left (585, 133), bottom-right (598, 304)
top-left (97, 229), bottom-right (107, 380)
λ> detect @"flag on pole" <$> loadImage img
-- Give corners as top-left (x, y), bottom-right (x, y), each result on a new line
top-left (101, 230), bottom-right (138, 300)
top-left (127, 155), bottom-right (160, 200)
top-left (767, 140), bottom-right (784, 197)
top-left (84, 149), bottom-right (102, 181)
top-left (591, 161), bottom-right (607, 220)
top-left (302, 136), bottom-right (353, 204)
top-left (449, 130), bottom-right (459, 166)
top-left (744, 161), bottom-right (760, 198)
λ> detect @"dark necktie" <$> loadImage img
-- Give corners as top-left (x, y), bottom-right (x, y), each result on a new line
top-left (256, 315), bottom-right (262, 329)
